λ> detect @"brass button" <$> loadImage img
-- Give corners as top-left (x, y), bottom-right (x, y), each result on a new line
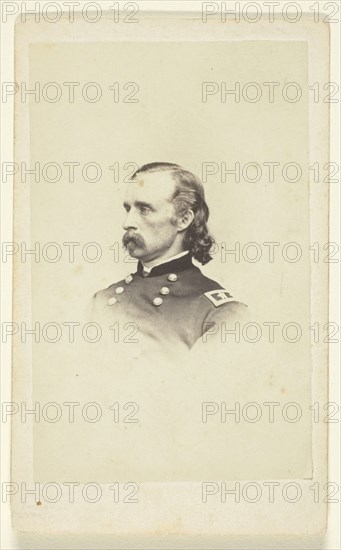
top-left (115, 286), bottom-right (124, 294)
top-left (152, 297), bottom-right (163, 306)
top-left (168, 273), bottom-right (177, 282)
top-left (125, 274), bottom-right (133, 284)
top-left (108, 297), bottom-right (117, 306)
top-left (160, 287), bottom-right (170, 295)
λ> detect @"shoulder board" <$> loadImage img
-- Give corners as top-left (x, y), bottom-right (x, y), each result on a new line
top-left (203, 289), bottom-right (236, 308)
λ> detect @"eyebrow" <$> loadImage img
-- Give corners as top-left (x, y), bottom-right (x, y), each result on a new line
top-left (123, 200), bottom-right (155, 210)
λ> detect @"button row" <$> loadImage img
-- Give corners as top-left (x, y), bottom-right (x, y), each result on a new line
top-left (107, 273), bottom-right (178, 307)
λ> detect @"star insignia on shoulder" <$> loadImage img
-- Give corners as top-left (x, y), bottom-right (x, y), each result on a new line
top-left (204, 289), bottom-right (236, 308)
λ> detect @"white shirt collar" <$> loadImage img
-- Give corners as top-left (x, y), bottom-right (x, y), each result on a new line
top-left (142, 250), bottom-right (190, 273)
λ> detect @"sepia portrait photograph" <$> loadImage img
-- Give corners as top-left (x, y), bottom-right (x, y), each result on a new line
top-left (2, 1), bottom-right (338, 547)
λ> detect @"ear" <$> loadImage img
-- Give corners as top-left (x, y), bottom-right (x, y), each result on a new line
top-left (177, 209), bottom-right (194, 232)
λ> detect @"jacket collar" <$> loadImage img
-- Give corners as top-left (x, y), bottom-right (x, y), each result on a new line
top-left (137, 252), bottom-right (193, 277)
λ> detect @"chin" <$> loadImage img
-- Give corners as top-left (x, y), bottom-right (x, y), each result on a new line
top-left (126, 246), bottom-right (143, 259)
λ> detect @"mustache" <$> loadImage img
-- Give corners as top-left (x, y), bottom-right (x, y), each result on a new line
top-left (122, 232), bottom-right (145, 248)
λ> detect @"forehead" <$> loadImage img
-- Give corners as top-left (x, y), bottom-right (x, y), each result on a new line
top-left (124, 171), bottom-right (176, 204)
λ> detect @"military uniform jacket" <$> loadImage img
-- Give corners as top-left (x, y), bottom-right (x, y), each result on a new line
top-left (91, 253), bottom-right (247, 351)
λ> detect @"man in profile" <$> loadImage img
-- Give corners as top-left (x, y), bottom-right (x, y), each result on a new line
top-left (92, 162), bottom-right (247, 351)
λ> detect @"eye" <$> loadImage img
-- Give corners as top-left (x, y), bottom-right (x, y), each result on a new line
top-left (139, 205), bottom-right (151, 215)
top-left (124, 204), bottom-right (131, 212)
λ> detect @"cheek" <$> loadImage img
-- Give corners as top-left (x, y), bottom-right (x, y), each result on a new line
top-left (158, 219), bottom-right (177, 234)
top-left (145, 213), bottom-right (175, 230)
top-left (144, 218), bottom-right (176, 240)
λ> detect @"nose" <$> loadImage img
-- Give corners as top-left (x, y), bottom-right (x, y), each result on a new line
top-left (122, 208), bottom-right (138, 231)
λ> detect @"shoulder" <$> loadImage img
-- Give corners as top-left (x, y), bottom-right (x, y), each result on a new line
top-left (190, 266), bottom-right (246, 306)
top-left (187, 267), bottom-right (248, 325)
top-left (92, 278), bottom-right (126, 303)
top-left (199, 291), bottom-right (248, 325)
top-left (183, 268), bottom-right (248, 346)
